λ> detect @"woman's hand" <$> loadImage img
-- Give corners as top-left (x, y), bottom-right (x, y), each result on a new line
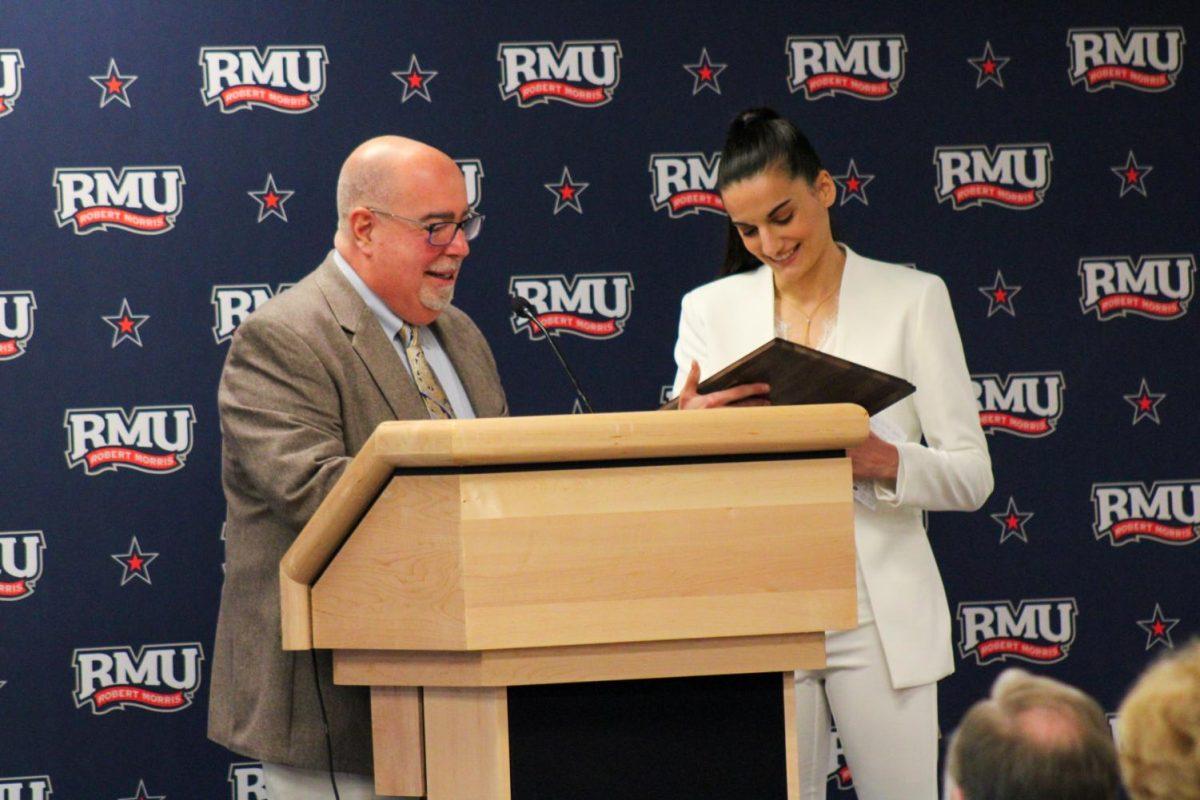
top-left (847, 431), bottom-right (899, 481)
top-left (676, 361), bottom-right (771, 410)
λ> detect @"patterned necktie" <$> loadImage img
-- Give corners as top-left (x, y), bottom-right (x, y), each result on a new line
top-left (399, 324), bottom-right (454, 419)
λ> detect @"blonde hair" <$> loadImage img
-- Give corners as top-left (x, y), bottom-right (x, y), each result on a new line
top-left (1117, 640), bottom-right (1200, 800)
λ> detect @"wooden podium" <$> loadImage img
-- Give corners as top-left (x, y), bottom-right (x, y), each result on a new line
top-left (280, 405), bottom-right (866, 799)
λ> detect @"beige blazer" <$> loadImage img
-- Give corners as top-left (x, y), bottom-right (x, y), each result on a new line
top-left (208, 252), bottom-right (508, 773)
top-left (672, 246), bottom-right (992, 688)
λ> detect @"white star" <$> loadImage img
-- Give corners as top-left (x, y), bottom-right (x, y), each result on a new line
top-left (247, 173), bottom-right (295, 222)
top-left (391, 55), bottom-right (437, 103)
top-left (683, 48), bottom-right (727, 95)
top-left (89, 58), bottom-right (138, 108)
top-left (968, 42), bottom-right (1010, 89)
top-left (544, 166), bottom-right (589, 215)
top-left (102, 298), bottom-right (150, 348)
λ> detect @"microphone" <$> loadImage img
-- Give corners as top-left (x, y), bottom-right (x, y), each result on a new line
top-left (509, 294), bottom-right (595, 413)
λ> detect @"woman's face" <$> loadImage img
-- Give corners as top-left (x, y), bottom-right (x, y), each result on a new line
top-left (721, 165), bottom-right (837, 283)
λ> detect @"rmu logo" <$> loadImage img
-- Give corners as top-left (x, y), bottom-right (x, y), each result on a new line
top-left (0, 49), bottom-right (25, 118)
top-left (510, 273), bottom-right (634, 339)
top-left (786, 35), bottom-right (907, 99)
top-left (958, 598), bottom-right (1077, 665)
top-left (1068, 27), bottom-right (1185, 92)
top-left (455, 158), bottom-right (484, 209)
top-left (934, 144), bottom-right (1052, 209)
top-left (73, 642), bottom-right (204, 714)
top-left (0, 291), bottom-right (36, 361)
top-left (649, 153), bottom-right (724, 217)
top-left (1079, 254), bottom-right (1194, 320)
top-left (64, 405), bottom-right (196, 475)
top-left (1092, 480), bottom-right (1200, 546)
top-left (0, 531), bottom-right (45, 601)
top-left (228, 762), bottom-right (267, 800)
top-left (212, 284), bottom-right (295, 344)
top-left (54, 167), bottom-right (185, 235)
top-left (498, 40), bottom-right (621, 107)
top-left (200, 45), bottom-right (328, 113)
top-left (972, 372), bottom-right (1065, 437)
top-left (0, 777), bottom-right (52, 800)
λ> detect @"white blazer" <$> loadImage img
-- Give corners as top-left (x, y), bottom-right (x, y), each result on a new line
top-left (672, 246), bottom-right (993, 688)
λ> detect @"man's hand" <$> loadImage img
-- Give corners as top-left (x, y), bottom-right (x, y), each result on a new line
top-left (847, 431), bottom-right (899, 481)
top-left (676, 360), bottom-right (771, 410)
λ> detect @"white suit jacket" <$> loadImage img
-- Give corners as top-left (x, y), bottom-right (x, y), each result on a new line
top-left (672, 246), bottom-right (992, 688)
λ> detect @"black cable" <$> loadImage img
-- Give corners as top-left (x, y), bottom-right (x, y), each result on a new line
top-left (310, 647), bottom-right (342, 800)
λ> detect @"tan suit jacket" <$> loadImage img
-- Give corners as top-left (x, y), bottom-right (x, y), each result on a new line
top-left (207, 252), bottom-right (507, 773)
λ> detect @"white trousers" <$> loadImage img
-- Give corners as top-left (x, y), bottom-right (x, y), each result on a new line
top-left (795, 622), bottom-right (939, 800)
top-left (262, 762), bottom-right (417, 800)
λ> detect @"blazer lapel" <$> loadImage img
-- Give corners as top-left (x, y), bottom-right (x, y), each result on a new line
top-left (314, 254), bottom-right (426, 420)
top-left (829, 246), bottom-right (867, 362)
top-left (431, 310), bottom-right (495, 418)
top-left (718, 265), bottom-right (776, 367)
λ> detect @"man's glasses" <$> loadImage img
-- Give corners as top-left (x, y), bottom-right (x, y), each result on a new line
top-left (367, 207), bottom-right (484, 246)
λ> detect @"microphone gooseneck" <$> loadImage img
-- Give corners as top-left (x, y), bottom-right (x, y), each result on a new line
top-left (509, 294), bottom-right (595, 413)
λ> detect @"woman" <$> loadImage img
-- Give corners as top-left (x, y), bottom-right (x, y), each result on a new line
top-left (672, 108), bottom-right (993, 799)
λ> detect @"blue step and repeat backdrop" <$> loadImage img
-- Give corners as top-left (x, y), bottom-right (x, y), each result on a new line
top-left (2, 1), bottom-right (1197, 798)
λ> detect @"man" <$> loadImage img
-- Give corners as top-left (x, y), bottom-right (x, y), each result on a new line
top-left (208, 136), bottom-right (508, 799)
top-left (1117, 640), bottom-right (1200, 800)
top-left (944, 669), bottom-right (1120, 800)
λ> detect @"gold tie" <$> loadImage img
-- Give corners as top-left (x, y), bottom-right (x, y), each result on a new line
top-left (399, 324), bottom-right (454, 420)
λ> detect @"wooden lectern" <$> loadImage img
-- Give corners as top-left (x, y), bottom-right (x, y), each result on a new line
top-left (280, 405), bottom-right (866, 799)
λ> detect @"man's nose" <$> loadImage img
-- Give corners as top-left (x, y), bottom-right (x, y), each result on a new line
top-left (444, 225), bottom-right (470, 257)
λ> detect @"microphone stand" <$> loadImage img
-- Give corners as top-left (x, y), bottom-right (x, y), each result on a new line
top-left (510, 295), bottom-right (595, 413)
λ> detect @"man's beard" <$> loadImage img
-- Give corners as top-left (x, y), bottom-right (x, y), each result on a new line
top-left (420, 281), bottom-right (455, 311)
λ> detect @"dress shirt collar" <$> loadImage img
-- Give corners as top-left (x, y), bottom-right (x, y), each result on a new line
top-left (332, 249), bottom-right (407, 342)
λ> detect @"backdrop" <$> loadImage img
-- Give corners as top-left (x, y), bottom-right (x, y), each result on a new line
top-left (2, 2), bottom-right (1197, 798)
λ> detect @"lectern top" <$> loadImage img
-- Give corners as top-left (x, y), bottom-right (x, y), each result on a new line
top-left (370, 404), bottom-right (867, 467)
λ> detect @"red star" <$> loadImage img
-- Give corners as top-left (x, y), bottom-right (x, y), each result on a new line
top-left (1125, 167), bottom-right (1141, 183)
top-left (699, 66), bottom-right (713, 81)
top-left (1006, 514), bottom-right (1019, 529)
top-left (847, 177), bottom-right (861, 191)
top-left (248, 174), bottom-right (294, 222)
top-left (560, 186), bottom-right (575, 200)
top-left (106, 75), bottom-right (124, 94)
top-left (983, 59), bottom-right (997, 74)
top-left (118, 316), bottom-right (135, 333)
top-left (128, 554), bottom-right (144, 570)
top-left (408, 73), bottom-right (423, 88)
top-left (1153, 621), bottom-right (1166, 635)
top-left (994, 288), bottom-right (1008, 303)
top-left (1138, 395), bottom-right (1153, 410)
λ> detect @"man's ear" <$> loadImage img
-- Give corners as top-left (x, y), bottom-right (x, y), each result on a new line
top-left (348, 207), bottom-right (374, 250)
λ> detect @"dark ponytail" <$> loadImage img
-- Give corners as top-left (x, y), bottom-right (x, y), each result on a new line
top-left (718, 108), bottom-right (825, 276)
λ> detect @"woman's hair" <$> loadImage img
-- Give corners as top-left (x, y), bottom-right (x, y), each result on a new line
top-left (1117, 640), bottom-right (1200, 800)
top-left (717, 108), bottom-right (825, 276)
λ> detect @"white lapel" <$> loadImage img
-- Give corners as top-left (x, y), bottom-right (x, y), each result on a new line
top-left (829, 245), bottom-right (868, 362)
top-left (725, 265), bottom-right (776, 364)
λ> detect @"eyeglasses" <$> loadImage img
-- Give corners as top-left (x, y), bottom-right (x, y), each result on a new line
top-left (367, 207), bottom-right (484, 246)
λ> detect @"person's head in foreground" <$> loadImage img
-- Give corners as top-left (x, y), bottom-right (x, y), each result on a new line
top-left (1117, 639), bottom-right (1200, 800)
top-left (944, 668), bottom-right (1119, 800)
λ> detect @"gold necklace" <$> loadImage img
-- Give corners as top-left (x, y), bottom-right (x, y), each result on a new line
top-left (776, 283), bottom-right (840, 346)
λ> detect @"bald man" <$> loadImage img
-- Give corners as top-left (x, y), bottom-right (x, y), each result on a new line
top-left (944, 669), bottom-right (1119, 800)
top-left (208, 137), bottom-right (508, 799)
